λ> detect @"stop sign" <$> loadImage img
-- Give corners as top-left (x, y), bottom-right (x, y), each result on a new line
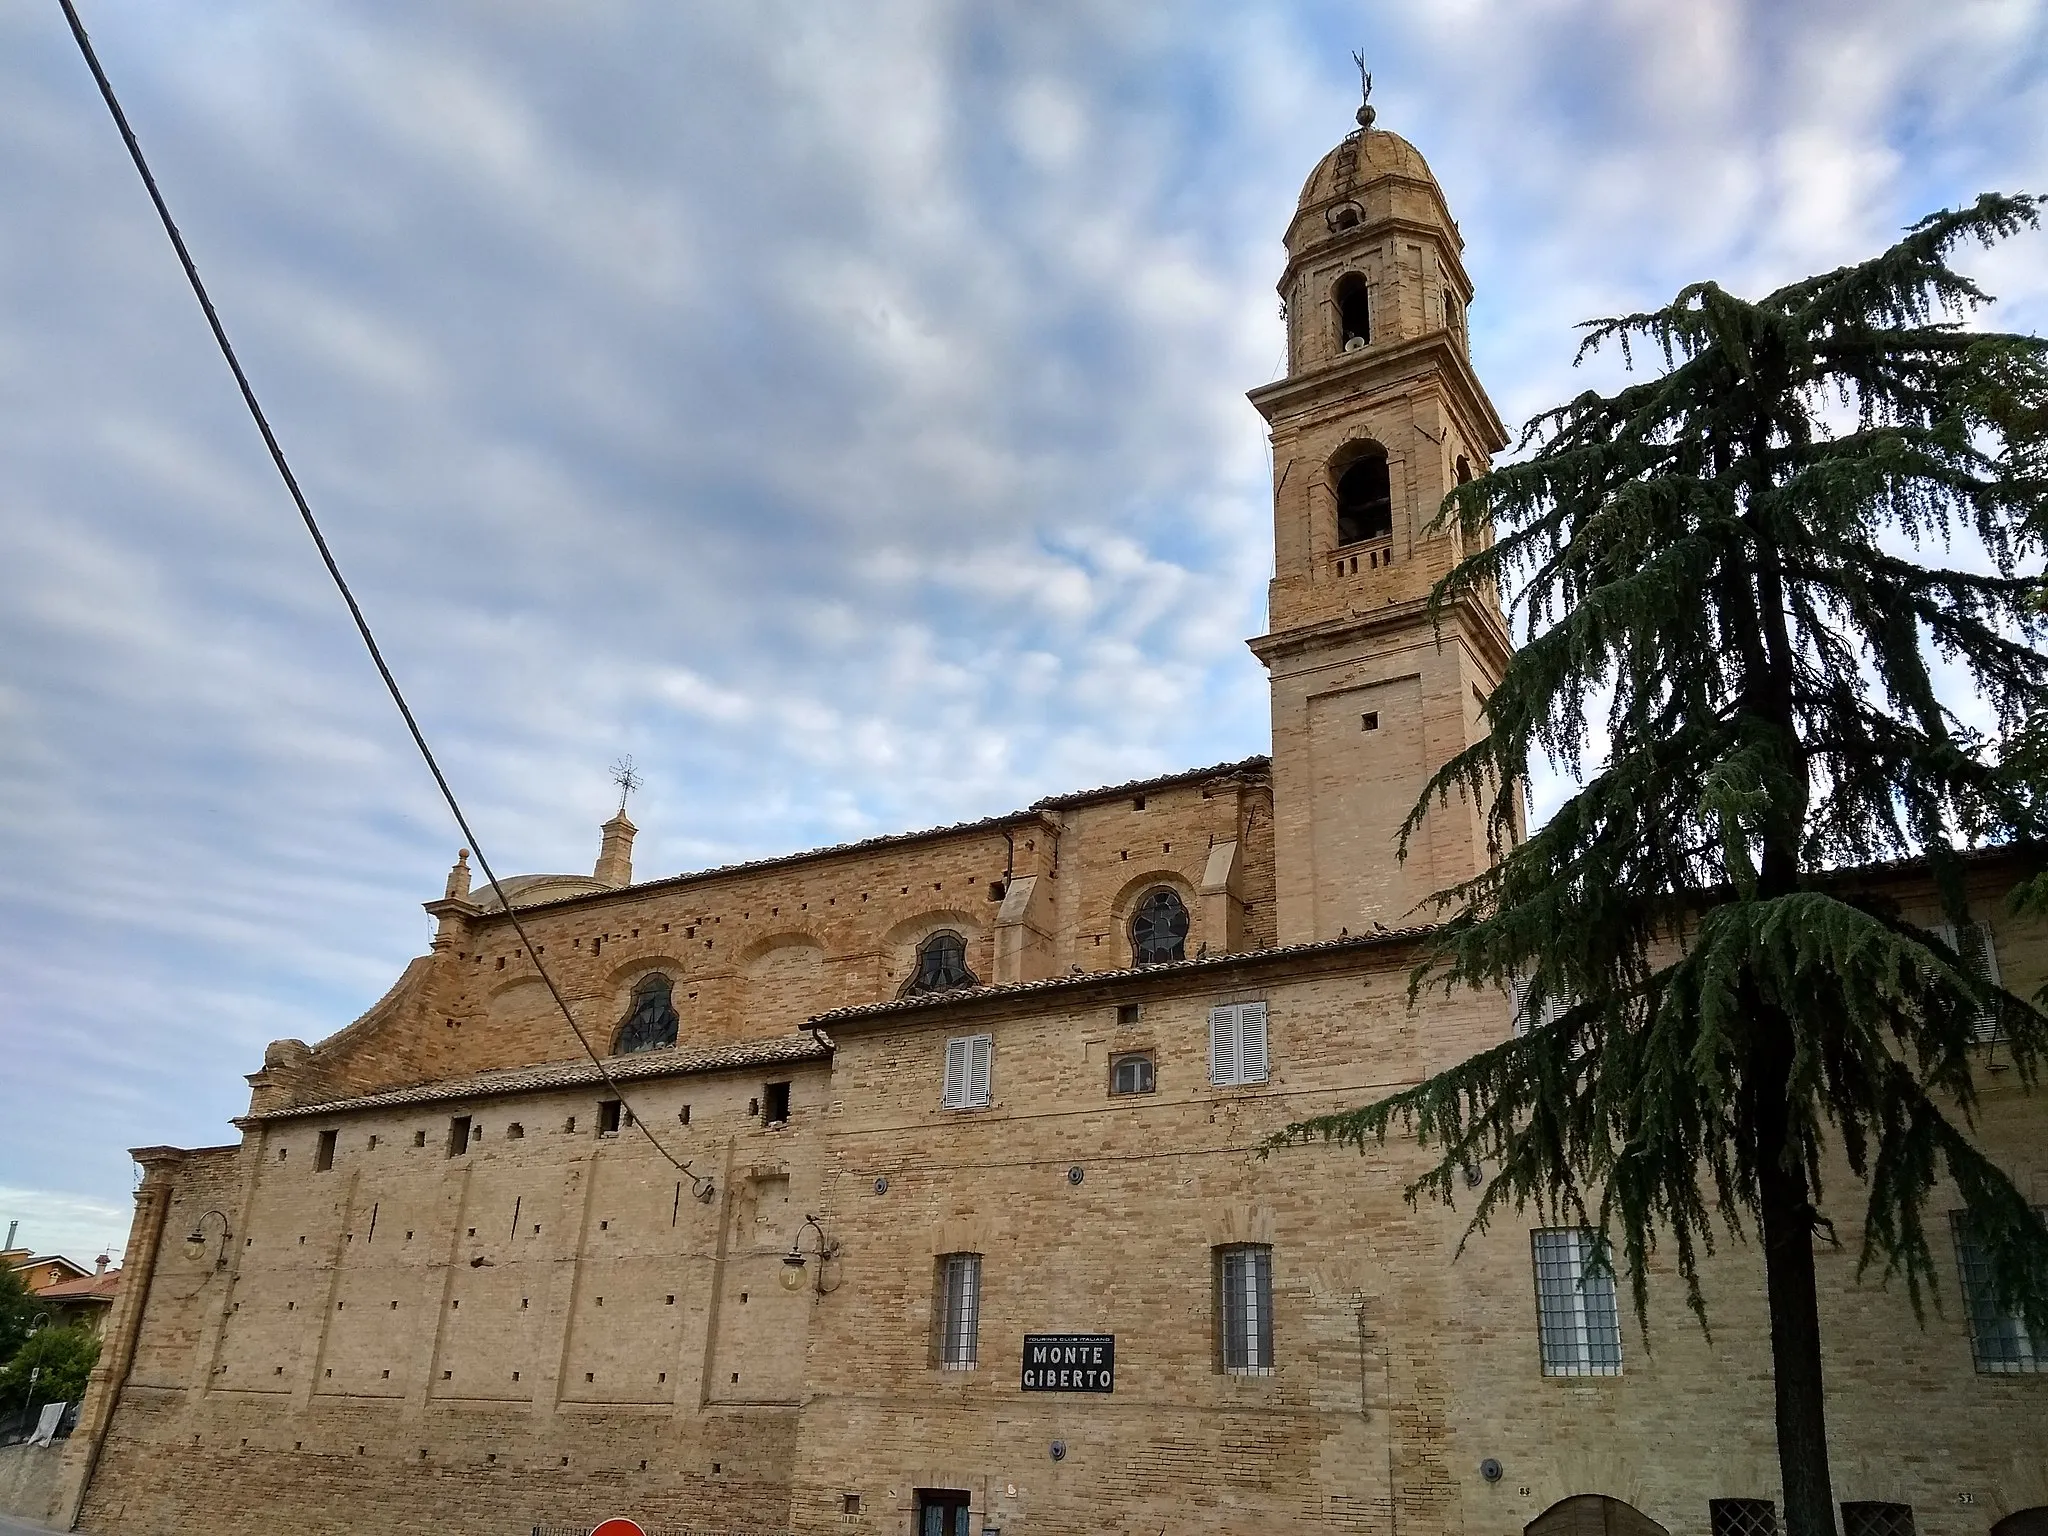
top-left (592, 1519), bottom-right (644, 1536)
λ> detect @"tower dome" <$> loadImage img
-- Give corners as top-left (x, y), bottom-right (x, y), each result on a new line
top-left (1295, 128), bottom-right (1440, 212)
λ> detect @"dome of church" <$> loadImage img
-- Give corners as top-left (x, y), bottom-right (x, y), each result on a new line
top-left (1296, 128), bottom-right (1439, 210)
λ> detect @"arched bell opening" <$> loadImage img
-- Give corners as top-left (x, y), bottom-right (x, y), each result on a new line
top-left (1526, 1495), bottom-right (1670, 1536)
top-left (1332, 445), bottom-right (1393, 548)
top-left (1333, 271), bottom-right (1371, 351)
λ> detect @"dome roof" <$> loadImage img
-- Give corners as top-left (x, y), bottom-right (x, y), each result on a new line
top-left (470, 872), bottom-right (613, 912)
top-left (1296, 128), bottom-right (1439, 210)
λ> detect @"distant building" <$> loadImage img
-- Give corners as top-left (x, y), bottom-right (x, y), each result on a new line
top-left (48, 104), bottom-right (2047, 1536)
top-left (6, 1250), bottom-right (121, 1338)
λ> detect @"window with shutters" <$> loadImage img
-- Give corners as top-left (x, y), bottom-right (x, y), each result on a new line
top-left (1934, 921), bottom-right (2004, 1041)
top-left (1216, 1244), bottom-right (1274, 1374)
top-left (1532, 1227), bottom-right (1623, 1376)
top-left (940, 1034), bottom-right (993, 1110)
top-left (1951, 1208), bottom-right (2043, 1372)
top-left (932, 1253), bottom-right (981, 1370)
top-left (1208, 1002), bottom-right (1269, 1087)
top-left (1507, 973), bottom-right (1570, 1037)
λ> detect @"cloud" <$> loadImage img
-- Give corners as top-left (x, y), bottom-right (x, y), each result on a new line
top-left (2, 0), bottom-right (2042, 1241)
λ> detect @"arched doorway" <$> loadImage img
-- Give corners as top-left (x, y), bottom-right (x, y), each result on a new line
top-left (1992, 1510), bottom-right (2048, 1536)
top-left (1527, 1495), bottom-right (1670, 1536)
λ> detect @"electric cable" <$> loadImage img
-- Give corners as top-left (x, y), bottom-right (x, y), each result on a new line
top-left (56, 0), bottom-right (712, 1193)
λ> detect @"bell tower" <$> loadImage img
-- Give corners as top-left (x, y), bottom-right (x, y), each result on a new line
top-left (1247, 98), bottom-right (1511, 945)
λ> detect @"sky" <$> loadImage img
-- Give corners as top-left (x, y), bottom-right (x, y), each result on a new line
top-left (2, 0), bottom-right (2044, 1267)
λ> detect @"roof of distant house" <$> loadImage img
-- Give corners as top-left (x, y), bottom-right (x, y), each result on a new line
top-left (33, 1270), bottom-right (120, 1304)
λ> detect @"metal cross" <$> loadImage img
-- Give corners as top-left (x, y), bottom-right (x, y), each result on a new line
top-left (610, 755), bottom-right (643, 812)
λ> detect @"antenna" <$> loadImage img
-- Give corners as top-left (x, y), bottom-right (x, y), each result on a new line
top-left (1351, 50), bottom-right (1376, 129)
top-left (610, 755), bottom-right (642, 814)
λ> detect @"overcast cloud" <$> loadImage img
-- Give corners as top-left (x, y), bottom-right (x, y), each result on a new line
top-left (3, 0), bottom-right (2044, 1264)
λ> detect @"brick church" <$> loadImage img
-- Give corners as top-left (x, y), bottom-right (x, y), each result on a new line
top-left (50, 106), bottom-right (2046, 1536)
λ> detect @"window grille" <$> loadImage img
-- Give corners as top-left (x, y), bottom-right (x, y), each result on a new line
top-left (1951, 1209), bottom-right (2043, 1373)
top-left (1110, 1052), bottom-right (1155, 1096)
top-left (1208, 1002), bottom-right (1269, 1086)
top-left (1130, 888), bottom-right (1189, 965)
top-left (941, 1034), bottom-right (993, 1110)
top-left (612, 972), bottom-right (679, 1055)
top-left (1219, 1244), bottom-right (1274, 1374)
top-left (1842, 1503), bottom-right (1916, 1536)
top-left (906, 930), bottom-right (977, 995)
top-left (935, 1254), bottom-right (981, 1370)
top-left (1532, 1228), bottom-right (1623, 1376)
top-left (1934, 922), bottom-right (2004, 1041)
top-left (1710, 1501), bottom-right (1778, 1536)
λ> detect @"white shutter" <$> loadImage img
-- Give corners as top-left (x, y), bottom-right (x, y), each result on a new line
top-left (1507, 974), bottom-right (1534, 1037)
top-left (941, 1036), bottom-right (970, 1109)
top-left (1209, 1006), bottom-right (1238, 1086)
top-left (967, 1034), bottom-right (993, 1107)
top-left (1237, 1002), bottom-right (1269, 1084)
top-left (1939, 923), bottom-right (2004, 1042)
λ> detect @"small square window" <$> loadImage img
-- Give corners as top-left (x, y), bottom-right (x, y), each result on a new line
top-left (763, 1081), bottom-right (791, 1126)
top-left (447, 1117), bottom-right (472, 1157)
top-left (597, 1100), bottom-right (622, 1136)
top-left (1116, 1003), bottom-right (1141, 1026)
top-left (413, 1130), bottom-right (427, 1148)
top-left (843, 1494), bottom-right (863, 1516)
top-left (314, 1129), bottom-right (337, 1172)
top-left (1110, 1052), bottom-right (1155, 1096)
top-left (1361, 711), bottom-right (1379, 731)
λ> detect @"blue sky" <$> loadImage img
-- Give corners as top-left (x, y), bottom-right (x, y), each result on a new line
top-left (3, 0), bottom-right (2044, 1264)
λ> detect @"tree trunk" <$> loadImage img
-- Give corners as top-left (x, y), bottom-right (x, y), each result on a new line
top-left (1753, 1007), bottom-right (1837, 1536)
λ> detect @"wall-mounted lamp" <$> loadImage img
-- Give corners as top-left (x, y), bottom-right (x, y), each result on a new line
top-left (778, 1214), bottom-right (840, 1295)
top-left (183, 1209), bottom-right (231, 1270)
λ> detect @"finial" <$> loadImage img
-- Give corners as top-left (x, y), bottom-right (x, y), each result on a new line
top-left (609, 754), bottom-right (643, 814)
top-left (444, 848), bottom-right (472, 901)
top-left (1352, 50), bottom-right (1376, 129)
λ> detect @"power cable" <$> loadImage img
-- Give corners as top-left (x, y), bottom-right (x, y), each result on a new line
top-left (56, 0), bottom-right (712, 1195)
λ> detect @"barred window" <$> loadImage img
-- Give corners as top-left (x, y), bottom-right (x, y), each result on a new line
top-left (1532, 1228), bottom-right (1623, 1377)
top-left (934, 1253), bottom-right (981, 1371)
top-left (1952, 1209), bottom-right (2043, 1373)
top-left (1218, 1244), bottom-right (1274, 1375)
top-left (1130, 888), bottom-right (1189, 966)
top-left (1710, 1501), bottom-right (1778, 1536)
top-left (1842, 1503), bottom-right (1915, 1536)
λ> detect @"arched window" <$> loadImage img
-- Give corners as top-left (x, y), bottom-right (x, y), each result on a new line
top-left (1336, 452), bottom-right (1393, 545)
top-left (612, 973), bottom-right (678, 1056)
top-left (1130, 888), bottom-right (1189, 966)
top-left (1456, 454), bottom-right (1474, 485)
top-left (1333, 273), bottom-right (1371, 350)
top-left (1526, 1496), bottom-right (1669, 1536)
top-left (906, 930), bottom-right (977, 995)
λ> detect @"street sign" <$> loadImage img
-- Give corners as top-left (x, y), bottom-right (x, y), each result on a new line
top-left (1020, 1333), bottom-right (1114, 1392)
top-left (592, 1518), bottom-right (644, 1536)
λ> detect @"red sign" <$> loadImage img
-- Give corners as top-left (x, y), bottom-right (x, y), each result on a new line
top-left (592, 1520), bottom-right (644, 1536)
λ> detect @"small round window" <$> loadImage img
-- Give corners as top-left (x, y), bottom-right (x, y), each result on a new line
top-left (1130, 888), bottom-right (1189, 967)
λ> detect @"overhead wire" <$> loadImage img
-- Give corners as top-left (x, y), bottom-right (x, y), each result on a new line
top-left (56, 0), bottom-right (712, 1194)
